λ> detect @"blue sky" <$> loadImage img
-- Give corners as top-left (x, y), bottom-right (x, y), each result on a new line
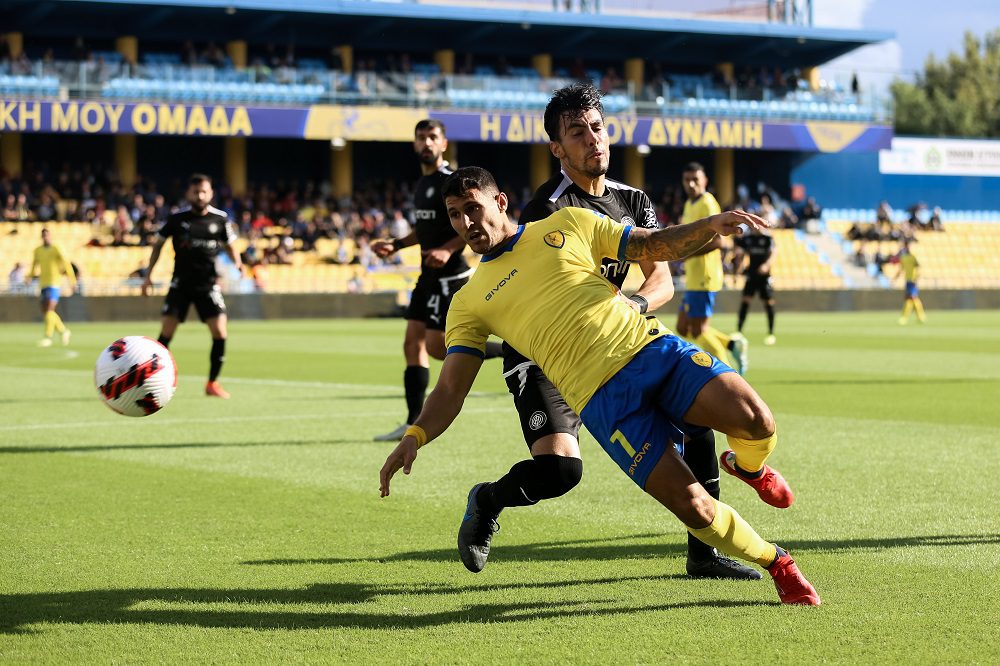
top-left (815, 0), bottom-right (998, 93)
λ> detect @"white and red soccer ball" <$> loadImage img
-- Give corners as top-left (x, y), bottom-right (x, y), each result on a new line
top-left (95, 336), bottom-right (177, 416)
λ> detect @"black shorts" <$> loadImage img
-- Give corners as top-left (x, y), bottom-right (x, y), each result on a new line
top-left (162, 282), bottom-right (227, 323)
top-left (502, 343), bottom-right (582, 448)
top-left (404, 268), bottom-right (473, 331)
top-left (742, 274), bottom-right (774, 301)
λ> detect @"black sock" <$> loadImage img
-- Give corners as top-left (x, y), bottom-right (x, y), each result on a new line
top-left (209, 338), bottom-right (225, 382)
top-left (765, 303), bottom-right (775, 334)
top-left (157, 334), bottom-right (172, 348)
top-left (477, 455), bottom-right (583, 514)
top-left (483, 341), bottom-right (503, 359)
top-left (683, 429), bottom-right (721, 561)
top-left (737, 302), bottom-right (749, 332)
top-left (767, 544), bottom-right (787, 569)
top-left (403, 365), bottom-right (429, 424)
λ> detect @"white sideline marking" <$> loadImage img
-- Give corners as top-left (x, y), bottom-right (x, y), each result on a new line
top-left (0, 406), bottom-right (506, 433)
top-left (0, 365), bottom-right (401, 392)
top-left (0, 364), bottom-right (501, 396)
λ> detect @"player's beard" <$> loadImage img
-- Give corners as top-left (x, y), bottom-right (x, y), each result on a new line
top-left (572, 153), bottom-right (609, 180)
top-left (418, 149), bottom-right (439, 165)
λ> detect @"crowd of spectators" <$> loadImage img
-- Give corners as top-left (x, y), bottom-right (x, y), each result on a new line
top-left (3, 30), bottom-right (833, 107)
top-left (846, 201), bottom-right (945, 272)
top-left (0, 162), bottom-right (547, 280)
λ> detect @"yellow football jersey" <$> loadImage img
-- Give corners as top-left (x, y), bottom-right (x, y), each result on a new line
top-left (900, 252), bottom-right (919, 282)
top-left (681, 192), bottom-right (723, 292)
top-left (31, 244), bottom-right (76, 289)
top-left (446, 207), bottom-right (667, 413)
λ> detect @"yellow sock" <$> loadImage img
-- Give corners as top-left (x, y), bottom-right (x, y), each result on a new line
top-left (44, 311), bottom-right (57, 337)
top-left (913, 298), bottom-right (926, 322)
top-left (726, 432), bottom-right (777, 473)
top-left (694, 326), bottom-right (735, 369)
top-left (687, 497), bottom-right (777, 567)
top-left (901, 300), bottom-right (914, 320)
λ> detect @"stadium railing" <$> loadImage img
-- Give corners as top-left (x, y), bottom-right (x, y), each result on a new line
top-left (0, 60), bottom-right (884, 122)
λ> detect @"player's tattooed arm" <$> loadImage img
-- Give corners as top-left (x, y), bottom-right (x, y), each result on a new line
top-left (624, 210), bottom-right (769, 262)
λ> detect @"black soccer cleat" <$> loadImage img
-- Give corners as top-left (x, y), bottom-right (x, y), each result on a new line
top-left (686, 549), bottom-right (763, 580)
top-left (457, 483), bottom-right (501, 573)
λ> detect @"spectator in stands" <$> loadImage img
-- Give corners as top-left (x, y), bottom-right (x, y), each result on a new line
top-left (779, 205), bottom-right (798, 230)
top-left (801, 196), bottom-right (822, 223)
top-left (251, 210), bottom-right (274, 231)
top-left (928, 206), bottom-right (944, 232)
top-left (36, 194), bottom-right (57, 222)
top-left (388, 208), bottom-right (411, 239)
top-left (8, 261), bottom-right (26, 292)
top-left (137, 206), bottom-right (159, 246)
top-left (601, 67), bottom-right (623, 91)
top-left (263, 235), bottom-right (292, 265)
top-left (129, 193), bottom-right (146, 225)
top-left (15, 194), bottom-right (32, 221)
top-left (758, 193), bottom-right (779, 227)
top-left (733, 184), bottom-right (759, 214)
top-left (876, 200), bottom-right (894, 234)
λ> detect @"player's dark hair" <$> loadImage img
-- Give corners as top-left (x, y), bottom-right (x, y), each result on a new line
top-left (189, 173), bottom-right (212, 186)
top-left (544, 83), bottom-right (605, 142)
top-left (415, 118), bottom-right (446, 136)
top-left (683, 162), bottom-right (706, 175)
top-left (442, 166), bottom-right (499, 199)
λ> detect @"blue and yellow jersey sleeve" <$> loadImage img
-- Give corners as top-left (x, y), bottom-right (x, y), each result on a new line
top-left (445, 292), bottom-right (491, 359)
top-left (561, 208), bottom-right (633, 268)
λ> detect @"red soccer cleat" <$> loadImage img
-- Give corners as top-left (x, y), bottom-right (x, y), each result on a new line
top-left (205, 381), bottom-right (230, 399)
top-left (767, 551), bottom-right (821, 605)
top-left (720, 450), bottom-right (795, 508)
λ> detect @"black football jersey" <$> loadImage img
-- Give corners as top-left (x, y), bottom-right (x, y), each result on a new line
top-left (413, 163), bottom-right (469, 278)
top-left (735, 232), bottom-right (775, 274)
top-left (158, 205), bottom-right (236, 285)
top-left (520, 170), bottom-right (658, 289)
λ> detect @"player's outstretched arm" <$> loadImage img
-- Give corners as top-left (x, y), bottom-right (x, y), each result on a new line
top-left (379, 351), bottom-right (483, 497)
top-left (624, 210), bottom-right (769, 262)
top-left (141, 237), bottom-right (166, 296)
top-left (372, 231), bottom-right (418, 258)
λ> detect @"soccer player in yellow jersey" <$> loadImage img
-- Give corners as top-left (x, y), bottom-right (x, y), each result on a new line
top-left (380, 167), bottom-right (819, 606)
top-left (895, 241), bottom-right (926, 324)
top-left (28, 228), bottom-right (76, 347)
top-left (675, 163), bottom-right (749, 374)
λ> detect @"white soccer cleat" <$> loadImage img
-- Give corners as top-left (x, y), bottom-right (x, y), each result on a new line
top-left (61, 329), bottom-right (72, 346)
top-left (37, 338), bottom-right (53, 347)
top-left (373, 423), bottom-right (409, 442)
top-left (729, 332), bottom-right (749, 375)
top-left (764, 334), bottom-right (776, 346)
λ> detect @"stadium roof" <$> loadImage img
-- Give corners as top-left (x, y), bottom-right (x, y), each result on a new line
top-left (2, 0), bottom-right (894, 68)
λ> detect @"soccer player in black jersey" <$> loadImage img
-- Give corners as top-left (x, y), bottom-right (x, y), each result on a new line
top-left (467, 83), bottom-right (759, 580)
top-left (734, 226), bottom-right (777, 345)
top-left (372, 119), bottom-right (501, 441)
top-left (142, 173), bottom-right (243, 398)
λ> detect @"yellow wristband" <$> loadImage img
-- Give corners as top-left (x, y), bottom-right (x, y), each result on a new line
top-left (404, 424), bottom-right (428, 448)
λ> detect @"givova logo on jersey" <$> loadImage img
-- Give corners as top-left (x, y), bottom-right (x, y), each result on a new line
top-left (484, 268), bottom-right (518, 301)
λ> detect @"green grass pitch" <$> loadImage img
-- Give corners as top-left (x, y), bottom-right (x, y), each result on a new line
top-left (1, 311), bottom-right (999, 664)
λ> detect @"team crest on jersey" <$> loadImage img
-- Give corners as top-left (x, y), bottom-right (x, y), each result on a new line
top-left (691, 351), bottom-right (713, 367)
top-left (544, 231), bottom-right (566, 249)
top-left (208, 223), bottom-right (218, 234)
top-left (621, 216), bottom-right (635, 226)
top-left (426, 186), bottom-right (435, 198)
